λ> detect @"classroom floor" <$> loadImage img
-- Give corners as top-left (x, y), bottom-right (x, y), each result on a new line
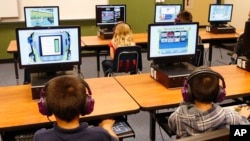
top-left (0, 45), bottom-right (233, 141)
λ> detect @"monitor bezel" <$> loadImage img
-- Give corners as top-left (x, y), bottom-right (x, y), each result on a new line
top-left (95, 4), bottom-right (126, 28)
top-left (208, 4), bottom-right (233, 25)
top-left (154, 4), bottom-right (182, 23)
top-left (147, 22), bottom-right (199, 65)
top-left (16, 25), bottom-right (81, 71)
top-left (24, 6), bottom-right (60, 27)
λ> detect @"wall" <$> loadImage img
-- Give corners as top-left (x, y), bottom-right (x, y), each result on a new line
top-left (0, 0), bottom-right (108, 21)
top-left (0, 0), bottom-right (183, 60)
top-left (224, 0), bottom-right (249, 29)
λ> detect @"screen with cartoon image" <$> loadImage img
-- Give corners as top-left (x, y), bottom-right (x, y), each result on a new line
top-left (16, 26), bottom-right (81, 69)
top-left (208, 4), bottom-right (233, 24)
top-left (24, 6), bottom-right (60, 27)
top-left (154, 4), bottom-right (182, 23)
top-left (148, 22), bottom-right (198, 64)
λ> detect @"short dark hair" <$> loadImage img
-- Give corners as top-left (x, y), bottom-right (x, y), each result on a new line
top-left (45, 75), bottom-right (86, 122)
top-left (177, 10), bottom-right (193, 22)
top-left (189, 73), bottom-right (219, 103)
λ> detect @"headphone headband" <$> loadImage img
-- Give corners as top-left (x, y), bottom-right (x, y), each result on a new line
top-left (38, 75), bottom-right (94, 116)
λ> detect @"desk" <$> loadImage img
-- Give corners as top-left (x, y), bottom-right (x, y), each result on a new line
top-left (199, 29), bottom-right (240, 66)
top-left (7, 31), bottom-right (239, 80)
top-left (0, 77), bottom-right (139, 134)
top-left (114, 65), bottom-right (250, 141)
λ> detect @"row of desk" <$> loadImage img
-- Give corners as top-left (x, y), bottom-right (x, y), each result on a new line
top-left (1, 65), bottom-right (250, 141)
top-left (7, 29), bottom-right (241, 80)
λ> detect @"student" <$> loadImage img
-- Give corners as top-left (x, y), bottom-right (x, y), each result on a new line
top-left (175, 10), bottom-right (193, 23)
top-left (101, 22), bottom-right (136, 76)
top-left (230, 10), bottom-right (250, 64)
top-left (168, 66), bottom-right (250, 139)
top-left (33, 75), bottom-right (118, 141)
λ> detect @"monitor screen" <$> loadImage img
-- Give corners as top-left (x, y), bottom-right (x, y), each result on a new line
top-left (95, 5), bottom-right (126, 29)
top-left (154, 4), bottom-right (182, 23)
top-left (147, 22), bottom-right (199, 65)
top-left (16, 26), bottom-right (81, 71)
top-left (24, 6), bottom-right (60, 27)
top-left (208, 4), bottom-right (233, 25)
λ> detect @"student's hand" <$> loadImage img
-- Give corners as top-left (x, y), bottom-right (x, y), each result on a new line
top-left (99, 119), bottom-right (118, 140)
top-left (238, 106), bottom-right (250, 118)
top-left (99, 119), bottom-right (115, 128)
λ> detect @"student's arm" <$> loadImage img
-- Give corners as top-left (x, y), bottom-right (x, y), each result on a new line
top-left (99, 119), bottom-right (119, 141)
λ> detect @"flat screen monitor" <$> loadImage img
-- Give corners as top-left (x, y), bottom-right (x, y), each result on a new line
top-left (147, 22), bottom-right (199, 66)
top-left (24, 6), bottom-right (60, 27)
top-left (95, 5), bottom-right (126, 30)
top-left (16, 26), bottom-right (81, 72)
top-left (154, 4), bottom-right (182, 23)
top-left (208, 4), bottom-right (233, 25)
top-left (243, 21), bottom-right (250, 57)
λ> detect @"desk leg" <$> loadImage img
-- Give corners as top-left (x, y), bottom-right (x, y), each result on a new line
top-left (96, 50), bottom-right (100, 77)
top-left (150, 111), bottom-right (156, 141)
top-left (208, 43), bottom-right (213, 66)
top-left (13, 53), bottom-right (19, 79)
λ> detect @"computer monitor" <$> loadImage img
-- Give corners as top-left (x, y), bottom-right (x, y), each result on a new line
top-left (243, 21), bottom-right (250, 58)
top-left (147, 22), bottom-right (199, 66)
top-left (208, 4), bottom-right (233, 25)
top-left (16, 26), bottom-right (81, 72)
top-left (24, 6), bottom-right (60, 27)
top-left (154, 4), bottom-right (182, 23)
top-left (95, 5), bottom-right (126, 31)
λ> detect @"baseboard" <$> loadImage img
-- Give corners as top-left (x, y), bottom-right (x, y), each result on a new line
top-left (0, 59), bottom-right (13, 63)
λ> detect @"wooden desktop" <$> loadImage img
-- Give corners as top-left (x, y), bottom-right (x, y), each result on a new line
top-left (114, 65), bottom-right (250, 141)
top-left (0, 77), bottom-right (140, 134)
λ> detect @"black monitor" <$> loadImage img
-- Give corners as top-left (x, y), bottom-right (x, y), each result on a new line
top-left (24, 6), bottom-right (60, 27)
top-left (243, 21), bottom-right (250, 58)
top-left (147, 22), bottom-right (199, 66)
top-left (208, 4), bottom-right (233, 25)
top-left (16, 26), bottom-right (81, 72)
top-left (154, 4), bottom-right (182, 23)
top-left (95, 5), bottom-right (126, 31)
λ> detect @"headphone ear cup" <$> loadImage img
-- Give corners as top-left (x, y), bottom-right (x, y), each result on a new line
top-left (81, 95), bottom-right (95, 115)
top-left (215, 86), bottom-right (226, 102)
top-left (79, 78), bottom-right (95, 115)
top-left (181, 80), bottom-right (192, 102)
top-left (37, 89), bottom-right (52, 116)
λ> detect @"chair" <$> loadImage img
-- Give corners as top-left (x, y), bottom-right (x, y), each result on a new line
top-left (107, 46), bottom-right (142, 76)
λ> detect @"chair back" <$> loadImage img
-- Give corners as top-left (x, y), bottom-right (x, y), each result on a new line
top-left (112, 46), bottom-right (142, 73)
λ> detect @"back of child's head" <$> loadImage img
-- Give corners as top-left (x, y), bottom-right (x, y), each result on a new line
top-left (113, 22), bottom-right (134, 47)
top-left (46, 75), bottom-right (87, 122)
top-left (189, 70), bottom-right (219, 103)
top-left (176, 10), bottom-right (193, 22)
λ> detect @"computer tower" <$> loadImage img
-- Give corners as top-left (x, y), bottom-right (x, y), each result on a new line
top-left (190, 44), bottom-right (204, 66)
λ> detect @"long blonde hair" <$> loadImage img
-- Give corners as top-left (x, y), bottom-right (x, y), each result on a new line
top-left (112, 22), bottom-right (134, 47)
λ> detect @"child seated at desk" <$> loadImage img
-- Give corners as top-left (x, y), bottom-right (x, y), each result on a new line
top-left (101, 22), bottom-right (136, 77)
top-left (33, 75), bottom-right (118, 141)
top-left (168, 66), bottom-right (250, 139)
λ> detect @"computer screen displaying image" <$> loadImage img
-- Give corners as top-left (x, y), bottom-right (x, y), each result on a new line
top-left (16, 26), bottom-right (81, 70)
top-left (95, 5), bottom-right (126, 29)
top-left (208, 4), bottom-right (233, 24)
top-left (154, 4), bottom-right (182, 23)
top-left (148, 22), bottom-right (199, 64)
top-left (24, 6), bottom-right (60, 27)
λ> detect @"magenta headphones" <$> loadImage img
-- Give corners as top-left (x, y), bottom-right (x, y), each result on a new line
top-left (38, 77), bottom-right (95, 116)
top-left (181, 67), bottom-right (226, 103)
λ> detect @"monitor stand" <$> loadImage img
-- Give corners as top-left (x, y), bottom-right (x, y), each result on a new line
top-left (151, 62), bottom-right (195, 88)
